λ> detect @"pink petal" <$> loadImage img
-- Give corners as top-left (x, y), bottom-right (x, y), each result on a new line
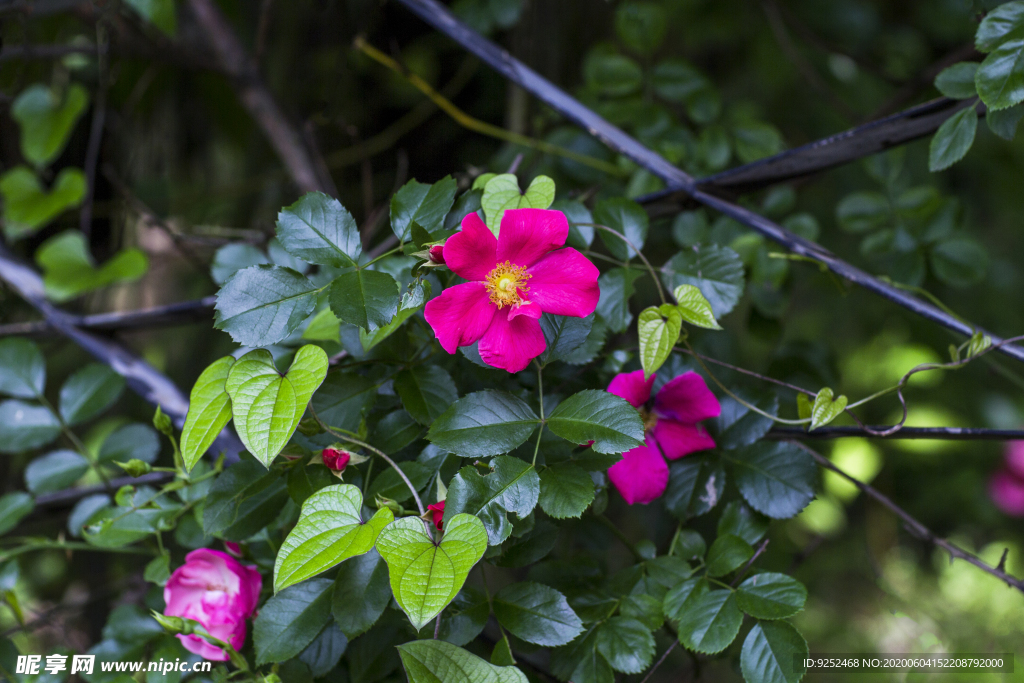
top-left (651, 419), bottom-right (716, 460)
top-left (990, 470), bottom-right (1024, 517)
top-left (507, 301), bottom-right (542, 321)
top-left (478, 311), bottom-right (546, 373)
top-left (444, 212), bottom-right (497, 281)
top-left (525, 247), bottom-right (600, 318)
top-left (424, 282), bottom-right (496, 353)
top-left (607, 370), bottom-right (654, 408)
top-left (654, 371), bottom-right (721, 423)
top-left (607, 437), bottom-right (669, 505)
top-left (1006, 441), bottom-right (1024, 479)
top-left (496, 208), bottom-right (568, 268)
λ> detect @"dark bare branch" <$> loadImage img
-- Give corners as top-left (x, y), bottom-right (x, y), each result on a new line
top-left (769, 426), bottom-right (1024, 440)
top-left (0, 296), bottom-right (216, 336)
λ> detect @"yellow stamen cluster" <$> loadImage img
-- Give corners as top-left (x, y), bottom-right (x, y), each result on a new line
top-left (484, 261), bottom-right (531, 308)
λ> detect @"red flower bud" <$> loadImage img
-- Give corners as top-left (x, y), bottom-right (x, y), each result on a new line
top-left (321, 448), bottom-right (351, 472)
top-left (427, 501), bottom-right (445, 531)
top-left (428, 244), bottom-right (445, 264)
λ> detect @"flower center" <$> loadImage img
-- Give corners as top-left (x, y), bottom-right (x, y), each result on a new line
top-left (640, 407), bottom-right (658, 434)
top-left (484, 261), bottom-right (531, 308)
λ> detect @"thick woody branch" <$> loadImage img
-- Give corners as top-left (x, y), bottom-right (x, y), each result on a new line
top-left (769, 426), bottom-right (1024, 441)
top-left (0, 297), bottom-right (216, 336)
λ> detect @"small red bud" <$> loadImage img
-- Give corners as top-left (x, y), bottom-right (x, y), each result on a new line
top-left (428, 244), bottom-right (445, 264)
top-left (321, 448), bottom-right (351, 472)
top-left (427, 501), bottom-right (445, 531)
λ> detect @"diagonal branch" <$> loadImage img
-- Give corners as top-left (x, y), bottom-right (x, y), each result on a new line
top-left (0, 297), bottom-right (216, 336)
top-left (393, 0), bottom-right (1024, 366)
top-left (794, 441), bottom-right (1024, 594)
top-left (769, 426), bottom-right (1024, 441)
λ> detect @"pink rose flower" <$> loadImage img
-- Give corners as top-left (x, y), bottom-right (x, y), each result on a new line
top-left (164, 549), bottom-right (262, 661)
top-left (1005, 441), bottom-right (1024, 479)
top-left (423, 208), bottom-right (600, 373)
top-left (606, 370), bottom-right (721, 505)
top-left (428, 244), bottom-right (446, 264)
top-left (321, 448), bottom-right (351, 473)
top-left (427, 501), bottom-right (445, 531)
top-left (990, 441), bottom-right (1024, 517)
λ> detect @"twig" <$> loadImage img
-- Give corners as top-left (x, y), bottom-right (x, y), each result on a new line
top-left (730, 539), bottom-right (769, 587)
top-left (794, 441), bottom-right (1024, 593)
top-left (0, 43), bottom-right (102, 62)
top-left (639, 641), bottom-right (678, 683)
top-left (768, 426), bottom-right (1024, 441)
top-left (0, 296), bottom-right (216, 336)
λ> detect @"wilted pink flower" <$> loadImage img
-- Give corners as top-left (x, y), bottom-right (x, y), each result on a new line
top-left (606, 370), bottom-right (720, 505)
top-left (428, 244), bottom-right (446, 264)
top-left (164, 549), bottom-right (262, 661)
top-left (423, 208), bottom-right (599, 373)
top-left (990, 441), bottom-right (1024, 517)
top-left (427, 501), bottom-right (445, 531)
top-left (321, 448), bottom-right (351, 472)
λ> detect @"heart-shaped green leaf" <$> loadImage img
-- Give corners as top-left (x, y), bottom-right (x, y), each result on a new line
top-left (375, 513), bottom-right (487, 630)
top-left (36, 230), bottom-right (148, 303)
top-left (180, 356), bottom-right (236, 472)
top-left (481, 174), bottom-right (555, 236)
top-left (274, 484), bottom-right (393, 592)
top-left (809, 387), bottom-right (847, 431)
top-left (12, 83), bottom-right (89, 166)
top-left (673, 284), bottom-right (723, 330)
top-left (638, 306), bottom-right (681, 379)
top-left (0, 167), bottom-right (86, 241)
top-left (225, 345), bottom-right (328, 467)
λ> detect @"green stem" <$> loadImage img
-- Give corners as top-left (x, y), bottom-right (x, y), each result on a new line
top-left (360, 246), bottom-right (402, 269)
top-left (583, 224), bottom-right (667, 305)
top-left (532, 362), bottom-right (545, 467)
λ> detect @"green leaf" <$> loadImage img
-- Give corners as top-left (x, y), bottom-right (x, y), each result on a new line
top-left (733, 121), bottom-right (784, 163)
top-left (538, 463), bottom-right (595, 519)
top-left (736, 573), bottom-right (807, 619)
top-left (25, 450), bottom-right (89, 494)
top-left (366, 461), bottom-right (432, 503)
top-left (371, 410), bottom-right (425, 454)
top-left (620, 593), bottom-right (664, 630)
top-left (836, 191), bottom-right (890, 233)
top-left (0, 338), bottom-right (45, 399)
top-left (0, 493), bottom-right (34, 536)
top-left (329, 269), bottom-right (400, 331)
top-left (310, 371), bottom-right (377, 433)
top-left (551, 198), bottom-right (594, 248)
top-left (397, 639), bottom-right (527, 683)
top-left (276, 192), bottom-right (362, 268)
top-left (12, 83), bottom-right (88, 166)
top-left (180, 356), bottom-right (235, 472)
top-left (638, 306), bottom-right (681, 380)
top-left (726, 441), bottom-right (816, 519)
top-left (546, 390), bottom-right (644, 454)
top-left (254, 578), bottom-right (334, 665)
top-left (496, 520), bottom-right (558, 568)
top-left (36, 231), bottom-right (148, 303)
top-left (930, 235), bottom-right (988, 287)
top-left (976, 1), bottom-right (1024, 52)
top-left (810, 388), bottom-right (847, 431)
top-left (274, 484), bottom-right (393, 591)
top-left (663, 577), bottom-right (708, 622)
top-left (596, 267), bottom-right (643, 334)
top-left (595, 617), bottom-right (655, 674)
top-left (332, 549), bottom-right (392, 639)
top-left (652, 59), bottom-right (708, 102)
top-left (420, 585), bottom-right (490, 646)
top-left (299, 624), bottom-right (348, 678)
top-left (99, 423), bottom-right (159, 464)
top-left (615, 1), bottom-right (666, 54)
top-left (987, 104), bottom-right (1024, 139)
top-left (210, 243), bottom-right (270, 285)
top-left (391, 177), bottom-right (458, 242)
top-left (673, 284), bottom-right (722, 330)
top-left (0, 166), bottom-right (85, 240)
top-left (661, 245), bottom-right (745, 318)
top-left (538, 313), bottom-right (594, 364)
top-left (480, 174), bottom-right (555, 235)
top-left (203, 461), bottom-right (290, 540)
top-left (359, 280), bottom-right (431, 350)
top-left (492, 582), bottom-right (583, 647)
top-left (671, 530), bottom-right (707, 561)
top-left (225, 346), bottom-right (328, 467)
top-left (375, 513), bottom-right (487, 630)
top-left (59, 363), bottom-right (124, 426)
top-left (717, 501), bottom-right (769, 545)
top-left (303, 307), bottom-right (342, 343)
top-left (394, 365), bottom-right (458, 426)
top-left (214, 264), bottom-right (319, 347)
top-left (584, 51), bottom-right (643, 97)
top-left (123, 0), bottom-right (176, 35)
top-left (444, 456), bottom-right (540, 545)
top-left (740, 620), bottom-right (808, 683)
top-left (664, 455), bottom-right (725, 519)
top-left (935, 62), bottom-right (979, 99)
top-left (593, 197), bottom-right (648, 260)
top-left (705, 534), bottom-right (754, 577)
top-left (929, 105), bottom-right (978, 171)
top-left (0, 400), bottom-right (60, 453)
top-left (676, 589), bottom-right (743, 654)
top-left (427, 391), bottom-right (539, 458)
top-left (712, 391), bottom-right (778, 450)
top-left (975, 31), bottom-right (1024, 110)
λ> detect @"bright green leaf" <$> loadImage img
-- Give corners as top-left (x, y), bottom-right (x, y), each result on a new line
top-left (36, 231), bottom-right (148, 303)
top-left (638, 306), bottom-right (681, 380)
top-left (673, 284), bottom-right (723, 330)
top-left (810, 387), bottom-right (847, 431)
top-left (397, 639), bottom-right (527, 683)
top-left (481, 174), bottom-right (555, 236)
top-left (0, 166), bottom-right (85, 241)
top-left (180, 356), bottom-right (235, 472)
top-left (12, 83), bottom-right (88, 166)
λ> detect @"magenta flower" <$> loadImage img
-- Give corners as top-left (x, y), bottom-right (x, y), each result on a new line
top-left (989, 441), bottom-right (1024, 517)
top-left (427, 500), bottom-right (445, 531)
top-left (606, 370), bottom-right (721, 505)
top-left (423, 208), bottom-right (600, 373)
top-left (164, 549), bottom-right (262, 661)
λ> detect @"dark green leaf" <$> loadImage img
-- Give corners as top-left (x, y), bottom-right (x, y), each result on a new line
top-left (726, 441), bottom-right (816, 519)
top-left (676, 589), bottom-right (742, 654)
top-left (836, 192), bottom-right (889, 233)
top-left (329, 269), bottom-right (399, 331)
top-left (203, 461), bottom-right (290, 540)
top-left (546, 390), bottom-right (644, 454)
top-left (210, 243), bottom-right (269, 285)
top-left (930, 235), bottom-right (988, 287)
top-left (394, 365), bottom-right (458, 426)
top-left (671, 529), bottom-right (707, 561)
top-left (595, 617), bottom-right (655, 674)
top-left (25, 450), bottom-right (89, 494)
top-left (310, 371), bottom-right (377, 433)
top-left (333, 549), bottom-right (392, 639)
top-left (718, 501), bottom-right (770, 544)
top-left (299, 623), bottom-right (348, 678)
top-left (366, 461), bottom-right (431, 503)
top-left (711, 391), bottom-right (778, 450)
top-left (254, 578), bottom-right (334, 665)
top-left (615, 1), bottom-right (667, 54)
top-left (428, 391), bottom-right (539, 458)
top-left (444, 455), bottom-right (540, 545)
top-left (736, 573), bottom-right (807, 619)
top-left (496, 520), bottom-right (558, 568)
top-left (215, 265), bottom-right (319, 347)
top-left (59, 363), bottom-right (124, 426)
top-left (594, 197), bottom-right (648, 260)
top-left (538, 463), bottom-right (595, 519)
top-left (0, 493), bottom-right (34, 536)
top-left (551, 199), bottom-right (594, 248)
top-left (733, 121), bottom-right (784, 164)
top-left (584, 52), bottom-right (643, 97)
top-left (493, 582), bottom-right (583, 647)
top-left (987, 104), bottom-right (1024, 139)
top-left (100, 423), bottom-right (160, 464)
top-left (934, 62), bottom-right (979, 98)
top-left (929, 105), bottom-right (978, 171)
top-left (663, 577), bottom-right (708, 622)
top-left (705, 534), bottom-right (754, 577)
top-left (596, 268), bottom-right (643, 334)
top-left (661, 245), bottom-right (745, 318)
top-left (0, 338), bottom-right (45, 398)
top-left (620, 594), bottom-right (664, 630)
top-left (123, 0), bottom-right (176, 35)
top-left (370, 410), bottom-right (423, 454)
top-left (663, 455), bottom-right (725, 519)
top-left (975, 39), bottom-right (1024, 110)
top-left (539, 313), bottom-right (594, 364)
top-left (652, 59), bottom-right (707, 102)
top-left (391, 177), bottom-right (458, 242)
top-left (0, 400), bottom-right (61, 453)
top-left (276, 192), bottom-right (362, 267)
top-left (740, 620), bottom-right (808, 683)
